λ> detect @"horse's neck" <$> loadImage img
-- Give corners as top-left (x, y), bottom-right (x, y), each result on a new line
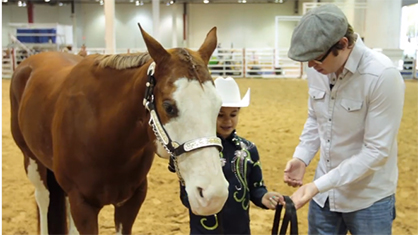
top-left (88, 65), bottom-right (153, 144)
top-left (129, 67), bottom-right (155, 140)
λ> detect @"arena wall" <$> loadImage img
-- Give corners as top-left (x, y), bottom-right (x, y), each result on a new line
top-left (2, 0), bottom-right (316, 49)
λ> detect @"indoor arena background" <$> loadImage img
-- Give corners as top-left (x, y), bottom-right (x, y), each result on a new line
top-left (2, 78), bottom-right (417, 234)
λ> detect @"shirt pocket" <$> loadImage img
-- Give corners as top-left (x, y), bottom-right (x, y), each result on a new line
top-left (309, 88), bottom-right (326, 115)
top-left (336, 98), bottom-right (366, 131)
top-left (340, 99), bottom-right (363, 112)
top-left (309, 88), bottom-right (326, 100)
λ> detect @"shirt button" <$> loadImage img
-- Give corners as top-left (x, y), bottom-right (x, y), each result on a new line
top-left (331, 97), bottom-right (335, 100)
top-left (327, 160), bottom-right (329, 162)
top-left (329, 118), bottom-right (331, 121)
top-left (339, 77), bottom-right (342, 80)
top-left (327, 140), bottom-right (330, 142)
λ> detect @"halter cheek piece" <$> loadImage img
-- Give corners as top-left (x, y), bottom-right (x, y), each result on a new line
top-left (143, 62), bottom-right (223, 185)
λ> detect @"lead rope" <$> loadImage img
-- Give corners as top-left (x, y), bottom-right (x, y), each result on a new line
top-left (271, 196), bottom-right (298, 235)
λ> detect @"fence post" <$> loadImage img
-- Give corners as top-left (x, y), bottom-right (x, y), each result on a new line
top-left (243, 48), bottom-right (246, 78)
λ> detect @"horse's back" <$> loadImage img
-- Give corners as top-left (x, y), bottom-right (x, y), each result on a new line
top-left (10, 52), bottom-right (83, 169)
top-left (11, 52), bottom-right (83, 102)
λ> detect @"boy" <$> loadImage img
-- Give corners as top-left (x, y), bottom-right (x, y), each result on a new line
top-left (179, 76), bottom-right (284, 234)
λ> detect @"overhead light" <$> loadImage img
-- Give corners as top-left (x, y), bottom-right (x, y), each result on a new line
top-left (135, 0), bottom-right (143, 6)
top-left (99, 0), bottom-right (103, 5)
top-left (242, 0), bottom-right (246, 3)
top-left (3, 0), bottom-right (8, 3)
top-left (17, 1), bottom-right (26, 7)
top-left (169, 0), bottom-right (174, 4)
top-left (44, 0), bottom-right (50, 2)
top-left (203, 0), bottom-right (209, 3)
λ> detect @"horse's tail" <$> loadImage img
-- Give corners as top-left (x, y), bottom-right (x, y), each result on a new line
top-left (46, 169), bottom-right (68, 234)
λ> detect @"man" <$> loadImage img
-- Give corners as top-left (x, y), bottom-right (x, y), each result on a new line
top-left (283, 4), bottom-right (405, 235)
top-left (78, 44), bottom-right (88, 57)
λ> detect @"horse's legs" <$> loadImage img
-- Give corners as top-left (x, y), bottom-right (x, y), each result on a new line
top-left (11, 81), bottom-right (50, 235)
top-left (67, 191), bottom-right (102, 234)
top-left (66, 197), bottom-right (80, 235)
top-left (26, 156), bottom-right (68, 235)
top-left (26, 157), bottom-right (49, 235)
top-left (114, 180), bottom-right (148, 234)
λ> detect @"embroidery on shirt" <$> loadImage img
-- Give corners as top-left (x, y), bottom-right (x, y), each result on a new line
top-left (230, 134), bottom-right (255, 210)
top-left (252, 160), bottom-right (265, 187)
top-left (200, 214), bottom-right (219, 230)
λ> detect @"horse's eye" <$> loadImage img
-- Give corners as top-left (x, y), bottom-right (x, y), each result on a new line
top-left (163, 101), bottom-right (178, 117)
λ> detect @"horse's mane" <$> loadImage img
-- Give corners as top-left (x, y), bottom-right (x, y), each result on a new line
top-left (95, 52), bottom-right (151, 70)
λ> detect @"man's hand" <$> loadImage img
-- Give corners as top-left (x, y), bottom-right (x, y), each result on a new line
top-left (290, 182), bottom-right (319, 209)
top-left (283, 158), bottom-right (306, 187)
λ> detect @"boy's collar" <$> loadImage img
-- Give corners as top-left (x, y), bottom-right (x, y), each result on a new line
top-left (218, 130), bottom-right (237, 141)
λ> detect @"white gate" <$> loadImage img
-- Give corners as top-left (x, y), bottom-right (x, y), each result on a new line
top-left (2, 48), bottom-right (13, 79)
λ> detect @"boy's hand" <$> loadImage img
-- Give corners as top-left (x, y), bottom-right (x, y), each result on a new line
top-left (262, 192), bottom-right (285, 209)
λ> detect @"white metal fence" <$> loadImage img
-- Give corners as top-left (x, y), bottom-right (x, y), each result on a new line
top-left (2, 47), bottom-right (304, 79)
top-left (207, 48), bottom-right (303, 78)
top-left (2, 49), bottom-right (13, 79)
top-left (3, 47), bottom-right (417, 80)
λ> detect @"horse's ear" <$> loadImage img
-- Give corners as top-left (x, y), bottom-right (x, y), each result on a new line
top-left (198, 27), bottom-right (217, 65)
top-left (138, 23), bottom-right (170, 64)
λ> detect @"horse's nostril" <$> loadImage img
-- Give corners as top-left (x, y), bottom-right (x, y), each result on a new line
top-left (198, 187), bottom-right (204, 198)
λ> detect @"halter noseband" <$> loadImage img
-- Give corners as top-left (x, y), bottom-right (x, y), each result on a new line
top-left (143, 62), bottom-right (223, 185)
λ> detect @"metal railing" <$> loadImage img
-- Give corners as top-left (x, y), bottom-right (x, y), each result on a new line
top-left (2, 47), bottom-right (305, 79)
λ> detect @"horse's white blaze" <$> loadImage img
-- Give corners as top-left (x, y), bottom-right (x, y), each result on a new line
top-left (66, 197), bottom-right (80, 235)
top-left (164, 78), bottom-right (229, 216)
top-left (116, 224), bottom-right (123, 235)
top-left (27, 158), bottom-right (49, 235)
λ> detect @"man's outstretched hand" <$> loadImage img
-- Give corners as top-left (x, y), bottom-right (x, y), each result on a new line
top-left (290, 182), bottom-right (319, 209)
top-left (284, 158), bottom-right (306, 187)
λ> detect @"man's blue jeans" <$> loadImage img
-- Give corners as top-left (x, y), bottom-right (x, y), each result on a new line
top-left (308, 194), bottom-right (396, 235)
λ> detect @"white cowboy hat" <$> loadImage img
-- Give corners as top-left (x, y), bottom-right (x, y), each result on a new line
top-left (214, 76), bottom-right (250, 107)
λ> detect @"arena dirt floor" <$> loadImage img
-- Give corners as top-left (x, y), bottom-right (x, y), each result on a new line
top-left (2, 78), bottom-right (417, 235)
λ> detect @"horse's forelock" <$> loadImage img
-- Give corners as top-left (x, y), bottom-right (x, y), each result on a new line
top-left (172, 48), bottom-right (211, 84)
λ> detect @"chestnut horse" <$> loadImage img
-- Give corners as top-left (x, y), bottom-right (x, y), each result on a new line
top-left (9, 24), bottom-right (228, 235)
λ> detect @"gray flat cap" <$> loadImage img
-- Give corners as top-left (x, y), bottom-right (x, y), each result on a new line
top-left (288, 4), bottom-right (348, 62)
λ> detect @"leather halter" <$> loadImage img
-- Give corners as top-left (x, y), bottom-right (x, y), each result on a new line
top-left (143, 62), bottom-right (223, 185)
